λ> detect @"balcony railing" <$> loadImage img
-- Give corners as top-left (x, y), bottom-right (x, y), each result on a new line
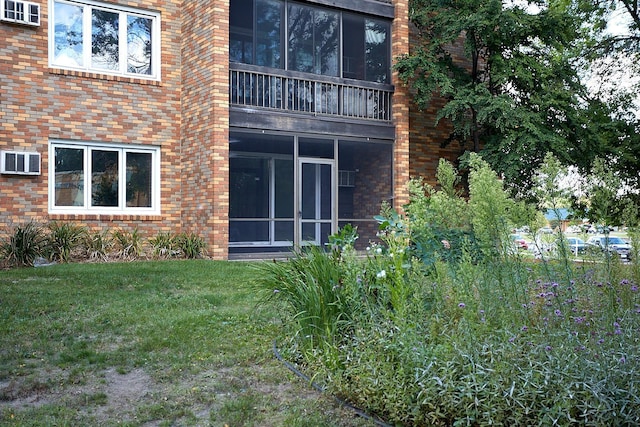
top-left (230, 63), bottom-right (394, 122)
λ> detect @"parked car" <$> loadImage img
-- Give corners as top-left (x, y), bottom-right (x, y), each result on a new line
top-left (538, 227), bottom-right (554, 234)
top-left (565, 237), bottom-right (587, 255)
top-left (586, 236), bottom-right (632, 260)
top-left (510, 234), bottom-right (528, 250)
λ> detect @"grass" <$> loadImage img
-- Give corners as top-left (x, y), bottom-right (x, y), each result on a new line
top-left (0, 260), bottom-right (374, 426)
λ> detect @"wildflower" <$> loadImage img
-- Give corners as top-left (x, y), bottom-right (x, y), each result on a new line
top-left (620, 356), bottom-right (626, 364)
top-left (376, 270), bottom-right (386, 279)
top-left (632, 285), bottom-right (638, 292)
top-left (366, 246), bottom-right (371, 251)
top-left (273, 289), bottom-right (280, 294)
top-left (545, 345), bottom-right (552, 351)
top-left (376, 247), bottom-right (383, 254)
top-left (521, 325), bottom-right (528, 332)
top-left (555, 309), bottom-right (563, 317)
top-left (458, 302), bottom-right (465, 309)
top-left (509, 336), bottom-right (516, 343)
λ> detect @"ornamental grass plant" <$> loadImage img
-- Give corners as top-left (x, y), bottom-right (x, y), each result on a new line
top-left (256, 155), bottom-right (640, 426)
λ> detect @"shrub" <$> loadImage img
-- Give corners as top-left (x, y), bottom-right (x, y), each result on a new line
top-left (176, 232), bottom-right (207, 259)
top-left (148, 231), bottom-right (179, 258)
top-left (0, 222), bottom-right (46, 268)
top-left (111, 228), bottom-right (144, 260)
top-left (257, 155), bottom-right (640, 426)
top-left (84, 229), bottom-right (112, 262)
top-left (44, 222), bottom-right (87, 263)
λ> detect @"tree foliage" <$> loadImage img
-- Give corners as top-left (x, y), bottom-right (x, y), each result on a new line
top-left (396, 0), bottom-right (637, 198)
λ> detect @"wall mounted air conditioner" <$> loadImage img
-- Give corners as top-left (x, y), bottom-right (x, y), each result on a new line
top-left (1, 150), bottom-right (41, 175)
top-left (1, 0), bottom-right (40, 27)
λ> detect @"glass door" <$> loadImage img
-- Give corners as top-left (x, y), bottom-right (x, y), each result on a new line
top-left (298, 159), bottom-right (334, 246)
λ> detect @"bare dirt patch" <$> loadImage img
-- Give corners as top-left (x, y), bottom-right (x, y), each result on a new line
top-left (0, 362), bottom-right (374, 426)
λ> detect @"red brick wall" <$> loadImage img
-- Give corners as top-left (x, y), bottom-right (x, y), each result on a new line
top-left (406, 23), bottom-right (470, 188)
top-left (181, 0), bottom-right (230, 260)
top-left (0, 1), bottom-right (183, 238)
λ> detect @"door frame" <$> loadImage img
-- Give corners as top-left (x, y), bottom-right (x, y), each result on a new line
top-left (296, 157), bottom-right (336, 246)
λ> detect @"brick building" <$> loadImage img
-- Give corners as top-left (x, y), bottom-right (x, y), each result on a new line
top-left (1, 0), bottom-right (462, 259)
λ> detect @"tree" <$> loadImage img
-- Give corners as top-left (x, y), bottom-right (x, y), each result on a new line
top-left (395, 0), bottom-right (621, 197)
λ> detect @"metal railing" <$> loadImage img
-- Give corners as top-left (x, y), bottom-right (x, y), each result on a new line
top-left (230, 64), bottom-right (393, 122)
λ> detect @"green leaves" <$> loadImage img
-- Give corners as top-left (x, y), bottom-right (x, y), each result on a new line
top-left (396, 0), bottom-right (631, 197)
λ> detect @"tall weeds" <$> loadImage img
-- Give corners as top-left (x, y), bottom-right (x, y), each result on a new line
top-left (256, 154), bottom-right (640, 426)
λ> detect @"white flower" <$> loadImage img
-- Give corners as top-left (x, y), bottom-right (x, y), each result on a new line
top-left (376, 247), bottom-right (383, 254)
top-left (376, 270), bottom-right (386, 279)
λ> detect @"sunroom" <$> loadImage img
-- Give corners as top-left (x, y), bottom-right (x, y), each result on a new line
top-left (229, 0), bottom-right (395, 255)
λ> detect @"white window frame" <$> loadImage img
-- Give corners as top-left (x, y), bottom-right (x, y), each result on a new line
top-left (48, 140), bottom-right (161, 215)
top-left (48, 0), bottom-right (161, 81)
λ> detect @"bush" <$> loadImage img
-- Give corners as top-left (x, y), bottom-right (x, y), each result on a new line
top-left (256, 155), bottom-right (640, 426)
top-left (0, 222), bottom-right (46, 268)
top-left (111, 228), bottom-right (144, 260)
top-left (148, 231), bottom-right (179, 258)
top-left (176, 232), bottom-right (207, 259)
top-left (84, 229), bottom-right (112, 262)
top-left (45, 221), bottom-right (87, 263)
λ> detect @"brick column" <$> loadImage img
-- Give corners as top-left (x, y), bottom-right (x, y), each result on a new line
top-left (392, 0), bottom-right (411, 211)
top-left (181, 0), bottom-right (230, 259)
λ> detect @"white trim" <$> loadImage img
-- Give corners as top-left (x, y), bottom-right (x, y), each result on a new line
top-left (48, 140), bottom-right (161, 215)
top-left (48, 0), bottom-right (161, 81)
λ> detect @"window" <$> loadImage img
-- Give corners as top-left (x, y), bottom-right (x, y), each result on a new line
top-left (342, 14), bottom-right (390, 83)
top-left (230, 0), bottom-right (283, 68)
top-left (49, 0), bottom-right (160, 79)
top-left (229, 132), bottom-right (294, 246)
top-left (49, 141), bottom-right (160, 214)
top-left (287, 3), bottom-right (339, 76)
top-left (230, 0), bottom-right (390, 83)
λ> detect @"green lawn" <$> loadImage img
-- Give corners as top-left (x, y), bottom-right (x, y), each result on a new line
top-left (0, 260), bottom-right (373, 427)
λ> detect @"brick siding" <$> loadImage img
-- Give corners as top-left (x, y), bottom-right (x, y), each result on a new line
top-left (1, 0), bottom-right (464, 259)
top-left (0, 1), bottom-right (183, 240)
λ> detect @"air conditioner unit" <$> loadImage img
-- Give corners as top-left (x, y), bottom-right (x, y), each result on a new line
top-left (1, 150), bottom-right (41, 175)
top-left (1, 0), bottom-right (40, 27)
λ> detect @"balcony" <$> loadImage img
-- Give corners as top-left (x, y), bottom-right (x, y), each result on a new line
top-left (230, 63), bottom-right (394, 122)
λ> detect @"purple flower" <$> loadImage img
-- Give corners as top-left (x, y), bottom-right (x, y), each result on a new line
top-left (632, 286), bottom-right (638, 292)
top-left (458, 302), bottom-right (466, 309)
top-left (620, 356), bottom-right (626, 364)
top-left (555, 309), bottom-right (563, 317)
top-left (509, 336), bottom-right (516, 343)
top-left (545, 345), bottom-right (552, 351)
top-left (521, 325), bottom-right (528, 332)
